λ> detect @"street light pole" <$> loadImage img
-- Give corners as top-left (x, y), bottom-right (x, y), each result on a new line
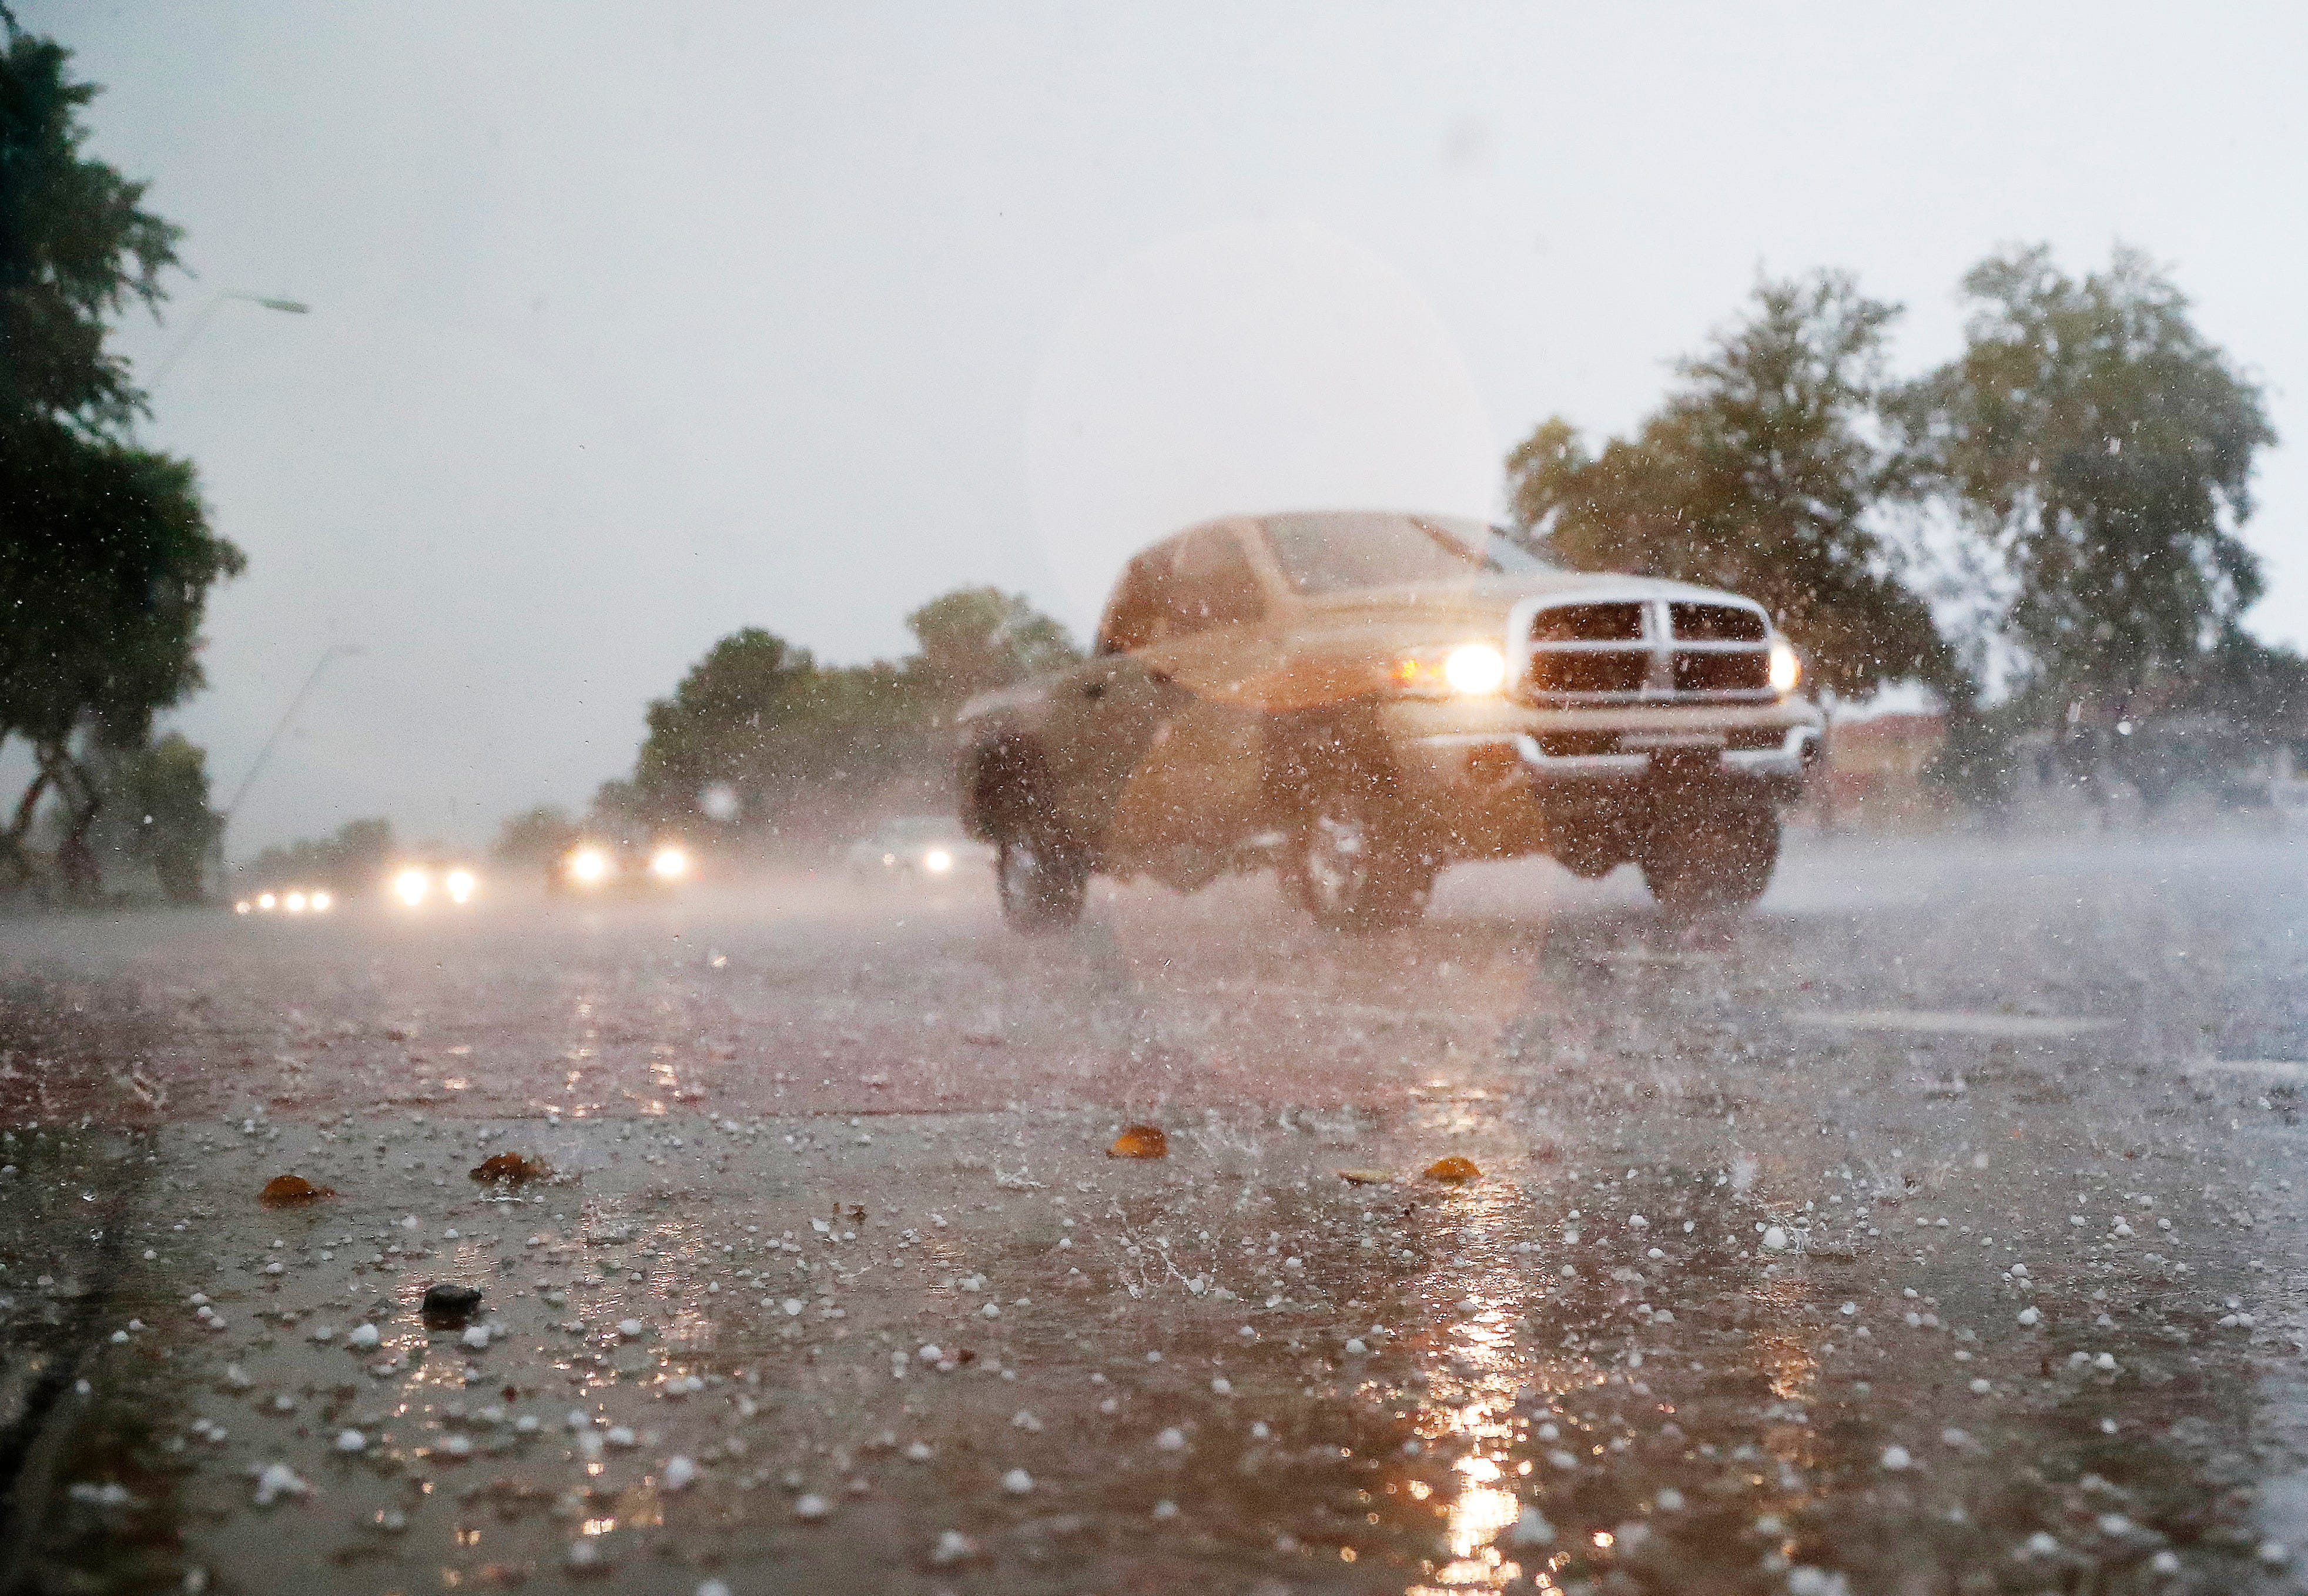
top-left (147, 290), bottom-right (310, 389)
top-left (213, 643), bottom-right (364, 877)
top-left (138, 286), bottom-right (317, 896)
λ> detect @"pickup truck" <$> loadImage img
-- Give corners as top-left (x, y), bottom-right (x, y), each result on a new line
top-left (957, 510), bottom-right (1823, 931)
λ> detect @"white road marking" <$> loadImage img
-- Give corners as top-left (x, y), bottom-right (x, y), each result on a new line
top-left (2189, 1059), bottom-right (2308, 1084)
top-left (1787, 1010), bottom-right (2115, 1039)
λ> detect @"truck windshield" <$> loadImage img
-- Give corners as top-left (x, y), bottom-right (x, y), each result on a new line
top-left (1263, 512), bottom-right (1545, 594)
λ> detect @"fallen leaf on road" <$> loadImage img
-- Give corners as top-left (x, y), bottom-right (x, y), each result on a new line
top-left (1423, 1156), bottom-right (1482, 1183)
top-left (1108, 1125), bottom-right (1168, 1159)
top-left (470, 1152), bottom-right (551, 1185)
top-left (259, 1174), bottom-right (333, 1205)
top-left (1337, 1169), bottom-right (1395, 1185)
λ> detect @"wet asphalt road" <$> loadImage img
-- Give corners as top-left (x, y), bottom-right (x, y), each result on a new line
top-left (4, 829), bottom-right (2308, 1596)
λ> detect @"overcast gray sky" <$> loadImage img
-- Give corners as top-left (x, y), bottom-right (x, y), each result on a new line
top-left (21, 1), bottom-right (2307, 856)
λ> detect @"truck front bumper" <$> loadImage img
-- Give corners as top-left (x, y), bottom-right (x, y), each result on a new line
top-left (1510, 723), bottom-right (1821, 786)
top-left (1388, 703), bottom-right (1823, 790)
top-left (1380, 699), bottom-right (1825, 857)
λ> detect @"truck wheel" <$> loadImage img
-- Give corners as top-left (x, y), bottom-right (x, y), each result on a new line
top-left (996, 833), bottom-right (1087, 933)
top-left (1282, 779), bottom-right (1434, 931)
top-left (1639, 800), bottom-right (1780, 915)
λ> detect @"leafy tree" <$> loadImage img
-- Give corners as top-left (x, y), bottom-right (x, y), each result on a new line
top-left (490, 803), bottom-right (580, 867)
top-left (901, 586), bottom-right (1080, 715)
top-left (239, 817), bottom-right (395, 895)
top-left (588, 777), bottom-right (645, 832)
top-left (1924, 701), bottom-right (2027, 814)
top-left (0, 421), bottom-right (240, 886)
top-left (2185, 630), bottom-right (2308, 735)
top-left (1505, 271), bottom-right (1955, 699)
top-left (632, 628), bottom-right (917, 833)
top-left (624, 591), bottom-right (1077, 839)
top-left (114, 732), bottom-right (219, 901)
top-left (0, 25), bottom-right (180, 431)
top-left (1912, 245), bottom-right (2274, 707)
top-left (49, 730), bottom-right (222, 902)
top-left (635, 628), bottom-right (812, 823)
top-left (0, 22), bottom-right (240, 893)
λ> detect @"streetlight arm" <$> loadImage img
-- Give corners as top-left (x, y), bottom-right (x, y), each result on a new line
top-left (147, 290), bottom-right (310, 390)
top-left (222, 643), bottom-right (363, 823)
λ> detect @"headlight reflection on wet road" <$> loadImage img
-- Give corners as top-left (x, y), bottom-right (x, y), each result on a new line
top-left (1401, 1179), bottom-right (1544, 1593)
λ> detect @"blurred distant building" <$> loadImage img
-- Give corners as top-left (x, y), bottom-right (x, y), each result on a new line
top-left (1815, 711), bottom-right (1949, 829)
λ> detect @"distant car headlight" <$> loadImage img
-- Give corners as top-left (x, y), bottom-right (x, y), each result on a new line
top-left (444, 868), bottom-right (476, 904)
top-left (1443, 642), bottom-right (1508, 695)
top-left (285, 890), bottom-right (309, 913)
top-left (310, 890), bottom-right (333, 912)
top-left (1768, 639), bottom-right (1803, 694)
top-left (923, 847), bottom-right (954, 874)
top-left (650, 845), bottom-right (689, 881)
top-left (257, 892), bottom-right (277, 911)
top-left (235, 900), bottom-right (252, 914)
top-left (393, 867), bottom-right (429, 907)
top-left (567, 847), bottom-right (609, 886)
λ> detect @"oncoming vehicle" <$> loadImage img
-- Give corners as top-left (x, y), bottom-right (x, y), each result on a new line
top-left (957, 510), bottom-right (1823, 932)
top-left (842, 815), bottom-right (993, 884)
top-left (234, 885), bottom-right (335, 916)
top-left (387, 860), bottom-right (483, 908)
top-left (554, 836), bottom-right (694, 895)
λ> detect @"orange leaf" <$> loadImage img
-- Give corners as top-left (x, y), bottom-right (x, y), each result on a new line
top-left (471, 1152), bottom-right (551, 1185)
top-left (259, 1173), bottom-right (333, 1205)
top-left (1108, 1125), bottom-right (1168, 1159)
top-left (1423, 1156), bottom-right (1482, 1183)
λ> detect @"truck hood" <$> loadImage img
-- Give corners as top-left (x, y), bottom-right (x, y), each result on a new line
top-left (1292, 569), bottom-right (1771, 629)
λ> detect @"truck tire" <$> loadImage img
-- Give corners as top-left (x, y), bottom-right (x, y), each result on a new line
top-left (1281, 772), bottom-right (1435, 932)
top-left (1638, 799), bottom-right (1780, 916)
top-left (996, 833), bottom-right (1088, 933)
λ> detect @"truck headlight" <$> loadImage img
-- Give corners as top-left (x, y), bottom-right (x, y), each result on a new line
top-left (1768, 639), bottom-right (1802, 694)
top-left (392, 867), bottom-right (428, 907)
top-left (923, 847), bottom-right (954, 874)
top-left (445, 868), bottom-right (477, 904)
top-left (567, 847), bottom-right (609, 886)
top-left (650, 845), bottom-right (689, 881)
top-left (1392, 642), bottom-right (1508, 698)
top-left (1443, 642), bottom-right (1508, 695)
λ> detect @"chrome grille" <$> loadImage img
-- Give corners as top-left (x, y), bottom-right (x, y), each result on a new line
top-left (1522, 598), bottom-right (1775, 700)
top-left (1530, 602), bottom-right (1644, 643)
top-left (1666, 602), bottom-right (1766, 642)
top-left (1666, 599), bottom-right (1771, 698)
top-left (1529, 650), bottom-right (1650, 695)
top-left (1672, 651), bottom-right (1770, 693)
top-left (1522, 601), bottom-right (1652, 698)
